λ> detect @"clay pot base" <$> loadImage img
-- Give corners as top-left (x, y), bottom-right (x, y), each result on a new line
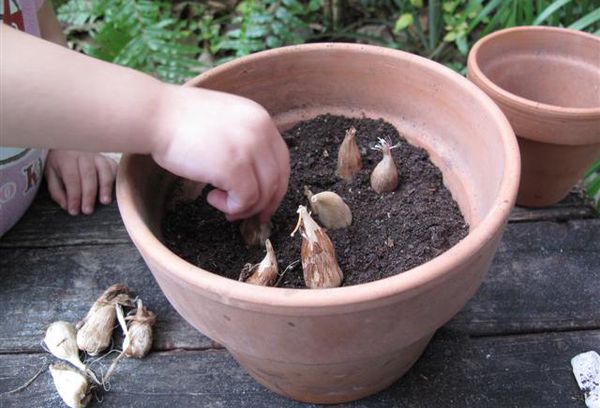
top-left (232, 332), bottom-right (433, 404)
top-left (162, 114), bottom-right (468, 288)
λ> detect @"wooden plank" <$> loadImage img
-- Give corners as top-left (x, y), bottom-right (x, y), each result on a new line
top-left (1, 329), bottom-right (597, 407)
top-left (0, 189), bottom-right (128, 249)
top-left (1, 219), bottom-right (598, 352)
top-left (510, 206), bottom-right (597, 223)
top-left (448, 219), bottom-right (600, 335)
top-left (0, 244), bottom-right (216, 354)
top-left (509, 187), bottom-right (598, 222)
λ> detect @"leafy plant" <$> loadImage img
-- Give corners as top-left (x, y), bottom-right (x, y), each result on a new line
top-left (56, 0), bottom-right (324, 79)
top-left (57, 0), bottom-right (203, 84)
top-left (216, 0), bottom-right (321, 60)
top-left (584, 159), bottom-right (600, 211)
top-left (389, 0), bottom-right (600, 71)
top-left (443, 0), bottom-right (600, 56)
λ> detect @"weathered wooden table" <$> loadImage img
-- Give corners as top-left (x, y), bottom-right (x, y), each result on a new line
top-left (1, 186), bottom-right (598, 407)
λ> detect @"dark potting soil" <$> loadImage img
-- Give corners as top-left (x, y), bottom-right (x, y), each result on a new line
top-left (161, 114), bottom-right (468, 288)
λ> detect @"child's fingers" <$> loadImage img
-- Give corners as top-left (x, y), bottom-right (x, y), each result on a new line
top-left (224, 205), bottom-right (260, 222)
top-left (78, 156), bottom-right (98, 215)
top-left (207, 165), bottom-right (259, 219)
top-left (270, 129), bottom-right (290, 178)
top-left (208, 188), bottom-right (258, 221)
top-left (45, 165), bottom-right (67, 210)
top-left (248, 148), bottom-right (280, 216)
top-left (259, 179), bottom-right (288, 224)
top-left (95, 155), bottom-right (117, 205)
top-left (60, 161), bottom-right (82, 216)
top-left (264, 139), bottom-right (290, 221)
top-left (258, 191), bottom-right (279, 224)
top-left (251, 138), bottom-right (289, 223)
top-left (206, 189), bottom-right (229, 216)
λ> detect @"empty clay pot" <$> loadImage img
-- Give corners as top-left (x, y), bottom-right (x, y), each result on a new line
top-left (117, 44), bottom-right (520, 403)
top-left (468, 26), bottom-right (600, 207)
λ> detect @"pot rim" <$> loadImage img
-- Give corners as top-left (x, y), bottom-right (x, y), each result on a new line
top-left (467, 26), bottom-right (600, 119)
top-left (117, 43), bottom-right (520, 310)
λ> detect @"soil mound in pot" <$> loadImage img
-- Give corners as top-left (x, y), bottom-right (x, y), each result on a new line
top-left (162, 114), bottom-right (468, 288)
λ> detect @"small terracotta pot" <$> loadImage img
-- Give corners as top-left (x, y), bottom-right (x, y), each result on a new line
top-left (468, 26), bottom-right (600, 207)
top-left (117, 44), bottom-right (519, 403)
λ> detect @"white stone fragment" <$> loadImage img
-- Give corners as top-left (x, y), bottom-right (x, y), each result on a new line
top-left (572, 351), bottom-right (600, 408)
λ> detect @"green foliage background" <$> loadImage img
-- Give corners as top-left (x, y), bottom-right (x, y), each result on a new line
top-left (53, 0), bottom-right (600, 208)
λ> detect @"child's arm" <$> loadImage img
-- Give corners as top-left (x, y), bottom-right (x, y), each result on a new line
top-left (37, 2), bottom-right (119, 215)
top-left (1, 24), bottom-right (290, 222)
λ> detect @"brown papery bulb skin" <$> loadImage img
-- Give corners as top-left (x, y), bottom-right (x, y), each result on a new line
top-left (240, 215), bottom-right (272, 247)
top-left (124, 322), bottom-right (153, 358)
top-left (76, 304), bottom-right (117, 356)
top-left (241, 239), bottom-right (279, 286)
top-left (335, 127), bottom-right (362, 182)
top-left (123, 301), bottom-right (156, 359)
top-left (292, 206), bottom-right (343, 288)
top-left (370, 143), bottom-right (399, 194)
top-left (76, 284), bottom-right (132, 355)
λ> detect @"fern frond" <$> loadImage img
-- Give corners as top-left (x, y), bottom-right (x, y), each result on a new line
top-left (58, 0), bottom-right (203, 84)
top-left (57, 0), bottom-right (97, 26)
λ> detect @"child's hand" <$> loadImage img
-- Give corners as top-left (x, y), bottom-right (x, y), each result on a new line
top-left (45, 150), bottom-right (118, 215)
top-left (152, 87), bottom-right (290, 223)
top-left (2, 25), bottom-right (289, 222)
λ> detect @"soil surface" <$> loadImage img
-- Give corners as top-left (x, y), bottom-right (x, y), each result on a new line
top-left (162, 114), bottom-right (468, 288)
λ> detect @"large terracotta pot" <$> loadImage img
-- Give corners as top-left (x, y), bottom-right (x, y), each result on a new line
top-left (117, 44), bottom-right (520, 404)
top-left (468, 26), bottom-right (600, 207)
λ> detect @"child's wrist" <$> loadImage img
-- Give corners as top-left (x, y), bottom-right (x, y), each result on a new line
top-left (148, 82), bottom-right (178, 158)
